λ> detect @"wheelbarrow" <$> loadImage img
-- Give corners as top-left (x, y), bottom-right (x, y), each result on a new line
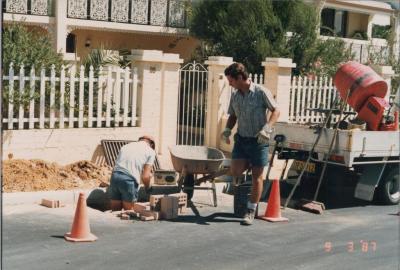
top-left (169, 145), bottom-right (229, 207)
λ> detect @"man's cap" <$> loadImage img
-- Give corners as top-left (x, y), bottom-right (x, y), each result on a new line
top-left (139, 135), bottom-right (156, 149)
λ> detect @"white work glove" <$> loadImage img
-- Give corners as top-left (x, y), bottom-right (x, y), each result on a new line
top-left (220, 127), bottom-right (232, 144)
top-left (257, 124), bottom-right (273, 145)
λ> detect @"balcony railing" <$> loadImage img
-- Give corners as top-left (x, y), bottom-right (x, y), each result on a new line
top-left (4, 0), bottom-right (54, 16)
top-left (67, 0), bottom-right (187, 28)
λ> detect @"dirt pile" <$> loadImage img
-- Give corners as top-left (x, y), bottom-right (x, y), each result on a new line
top-left (2, 159), bottom-right (112, 192)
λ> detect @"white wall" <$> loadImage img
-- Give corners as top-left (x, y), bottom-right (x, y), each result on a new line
top-left (3, 127), bottom-right (154, 166)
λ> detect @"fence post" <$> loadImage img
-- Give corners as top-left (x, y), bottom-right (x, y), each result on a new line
top-left (159, 54), bottom-right (183, 155)
top-left (128, 50), bottom-right (183, 156)
top-left (55, 0), bottom-right (67, 54)
top-left (262, 58), bottom-right (296, 123)
top-left (204, 56), bottom-right (233, 148)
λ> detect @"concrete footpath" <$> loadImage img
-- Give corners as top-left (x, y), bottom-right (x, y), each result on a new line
top-left (2, 183), bottom-right (399, 270)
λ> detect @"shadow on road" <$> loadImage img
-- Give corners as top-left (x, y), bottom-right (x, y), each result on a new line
top-left (167, 200), bottom-right (241, 225)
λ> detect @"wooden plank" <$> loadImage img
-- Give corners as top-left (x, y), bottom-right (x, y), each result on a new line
top-left (301, 76), bottom-right (308, 124)
top-left (289, 76), bottom-right (296, 123)
top-left (114, 67), bottom-right (121, 125)
top-left (122, 67), bottom-right (129, 126)
top-left (39, 67), bottom-right (46, 129)
top-left (59, 65), bottom-right (65, 128)
top-left (68, 66), bottom-right (76, 128)
top-left (131, 67), bottom-right (138, 126)
top-left (106, 66), bottom-right (112, 127)
top-left (18, 64), bottom-right (25, 129)
top-left (29, 66), bottom-right (36, 129)
top-left (88, 66), bottom-right (94, 128)
top-left (49, 65), bottom-right (56, 128)
top-left (7, 63), bottom-right (15, 130)
top-left (78, 65), bottom-right (85, 128)
top-left (97, 66), bottom-right (104, 127)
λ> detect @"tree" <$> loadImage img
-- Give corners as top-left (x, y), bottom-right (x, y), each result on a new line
top-left (2, 22), bottom-right (64, 71)
top-left (189, 0), bottom-right (285, 73)
top-left (189, 0), bottom-right (352, 76)
top-left (2, 22), bottom-right (65, 126)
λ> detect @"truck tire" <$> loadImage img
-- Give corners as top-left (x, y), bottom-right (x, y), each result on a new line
top-left (377, 167), bottom-right (399, 205)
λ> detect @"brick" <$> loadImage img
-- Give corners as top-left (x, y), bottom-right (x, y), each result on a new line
top-left (133, 202), bottom-right (150, 212)
top-left (139, 210), bottom-right (159, 220)
top-left (140, 215), bottom-right (155, 221)
top-left (169, 193), bottom-right (187, 207)
top-left (125, 210), bottom-right (140, 218)
top-left (160, 196), bottom-right (179, 220)
top-left (120, 213), bottom-right (130, 220)
top-left (150, 194), bottom-right (165, 210)
top-left (179, 206), bottom-right (186, 214)
top-left (41, 199), bottom-right (63, 208)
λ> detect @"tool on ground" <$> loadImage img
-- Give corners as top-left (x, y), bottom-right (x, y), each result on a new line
top-left (65, 193), bottom-right (97, 242)
top-left (298, 91), bottom-right (350, 214)
top-left (258, 179), bottom-right (288, 222)
top-left (283, 95), bottom-right (340, 210)
top-left (260, 134), bottom-right (286, 200)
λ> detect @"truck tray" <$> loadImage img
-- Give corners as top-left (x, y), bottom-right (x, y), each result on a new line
top-left (271, 123), bottom-right (400, 167)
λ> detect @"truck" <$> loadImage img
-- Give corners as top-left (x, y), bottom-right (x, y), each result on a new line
top-left (270, 122), bottom-right (400, 205)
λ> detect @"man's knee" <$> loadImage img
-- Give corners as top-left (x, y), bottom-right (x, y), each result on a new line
top-left (231, 167), bottom-right (245, 177)
top-left (251, 167), bottom-right (264, 182)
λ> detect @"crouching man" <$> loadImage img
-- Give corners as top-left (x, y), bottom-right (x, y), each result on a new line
top-left (109, 135), bottom-right (156, 211)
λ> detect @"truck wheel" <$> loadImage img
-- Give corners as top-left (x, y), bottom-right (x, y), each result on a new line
top-left (183, 174), bottom-right (195, 200)
top-left (377, 167), bottom-right (399, 205)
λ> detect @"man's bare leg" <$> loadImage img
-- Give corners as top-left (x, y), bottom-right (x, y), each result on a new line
top-left (122, 201), bottom-right (135, 211)
top-left (231, 159), bottom-right (249, 178)
top-left (250, 166), bottom-right (265, 203)
top-left (111, 200), bottom-right (122, 211)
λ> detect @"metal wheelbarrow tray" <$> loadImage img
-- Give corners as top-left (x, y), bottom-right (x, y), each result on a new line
top-left (169, 145), bottom-right (229, 206)
top-left (169, 145), bottom-right (226, 174)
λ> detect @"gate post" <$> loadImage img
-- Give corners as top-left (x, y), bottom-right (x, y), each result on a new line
top-left (128, 50), bottom-right (183, 156)
top-left (204, 56), bottom-right (233, 148)
top-left (262, 58), bottom-right (296, 123)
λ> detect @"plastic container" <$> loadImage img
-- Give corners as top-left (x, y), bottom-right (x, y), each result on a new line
top-left (333, 61), bottom-right (387, 111)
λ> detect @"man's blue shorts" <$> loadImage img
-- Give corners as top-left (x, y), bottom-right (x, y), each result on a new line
top-left (232, 133), bottom-right (269, 167)
top-left (109, 171), bottom-right (139, 202)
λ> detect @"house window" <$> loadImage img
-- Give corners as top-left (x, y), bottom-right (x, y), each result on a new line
top-left (66, 33), bottom-right (76, 53)
top-left (320, 8), bottom-right (348, 37)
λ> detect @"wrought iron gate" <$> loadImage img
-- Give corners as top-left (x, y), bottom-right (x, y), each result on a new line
top-left (177, 61), bottom-right (208, 145)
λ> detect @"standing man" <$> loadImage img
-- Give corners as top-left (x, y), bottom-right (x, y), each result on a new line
top-left (109, 135), bottom-right (156, 211)
top-left (222, 63), bottom-right (280, 225)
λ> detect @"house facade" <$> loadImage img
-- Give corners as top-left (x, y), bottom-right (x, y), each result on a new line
top-left (3, 0), bottom-right (198, 62)
top-left (3, 0), bottom-right (399, 64)
top-left (316, 0), bottom-right (399, 62)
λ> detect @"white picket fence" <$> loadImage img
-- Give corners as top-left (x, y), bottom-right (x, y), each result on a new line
top-left (3, 63), bottom-right (139, 130)
top-left (249, 73), bottom-right (264, 84)
top-left (289, 75), bottom-right (354, 124)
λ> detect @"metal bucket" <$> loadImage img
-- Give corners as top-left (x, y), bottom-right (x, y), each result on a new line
top-left (333, 61), bottom-right (387, 111)
top-left (233, 183), bottom-right (252, 218)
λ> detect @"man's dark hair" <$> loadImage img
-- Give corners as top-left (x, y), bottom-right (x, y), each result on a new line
top-left (224, 62), bottom-right (248, 80)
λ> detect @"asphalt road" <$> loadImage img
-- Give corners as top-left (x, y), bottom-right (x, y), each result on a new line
top-left (2, 190), bottom-right (399, 270)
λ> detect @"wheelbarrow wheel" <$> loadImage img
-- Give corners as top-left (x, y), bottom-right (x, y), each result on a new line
top-left (183, 174), bottom-right (195, 200)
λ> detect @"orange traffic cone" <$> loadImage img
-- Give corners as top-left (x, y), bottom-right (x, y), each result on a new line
top-left (65, 193), bottom-right (97, 242)
top-left (259, 179), bottom-right (288, 222)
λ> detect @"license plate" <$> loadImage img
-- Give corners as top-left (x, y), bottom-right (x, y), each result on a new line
top-left (291, 160), bottom-right (316, 173)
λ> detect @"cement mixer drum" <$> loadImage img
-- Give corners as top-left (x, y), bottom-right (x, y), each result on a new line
top-left (333, 61), bottom-right (387, 111)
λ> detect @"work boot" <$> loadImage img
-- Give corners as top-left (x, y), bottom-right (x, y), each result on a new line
top-left (241, 208), bottom-right (255, 225)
